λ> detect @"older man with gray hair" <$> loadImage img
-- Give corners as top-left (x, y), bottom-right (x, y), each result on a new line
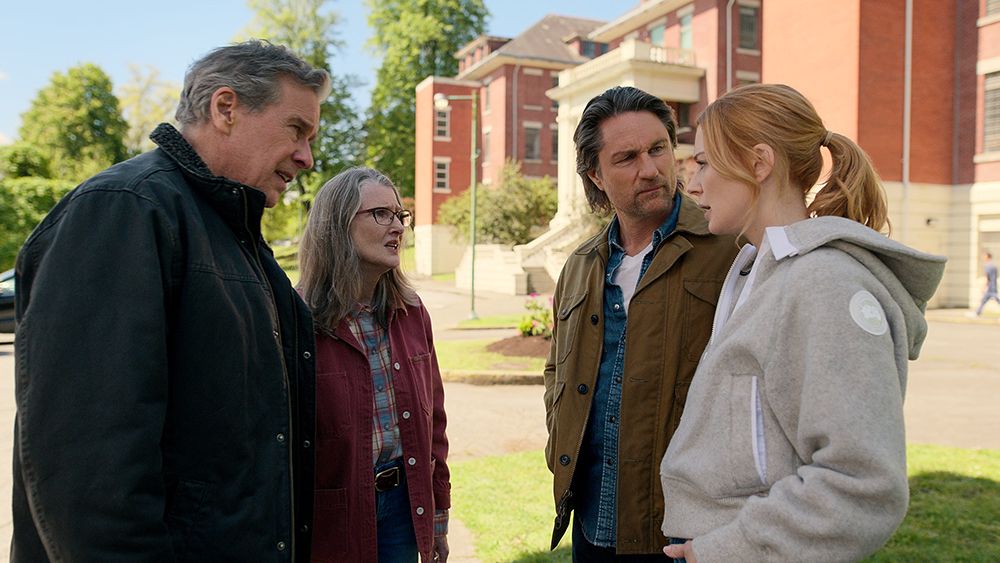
top-left (12, 40), bottom-right (328, 562)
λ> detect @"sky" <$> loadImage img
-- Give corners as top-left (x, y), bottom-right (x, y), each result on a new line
top-left (0, 0), bottom-right (632, 145)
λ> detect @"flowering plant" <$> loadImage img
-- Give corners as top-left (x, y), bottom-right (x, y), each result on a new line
top-left (518, 294), bottom-right (554, 339)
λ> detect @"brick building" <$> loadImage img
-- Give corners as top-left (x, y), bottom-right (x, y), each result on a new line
top-left (416, 0), bottom-right (992, 306)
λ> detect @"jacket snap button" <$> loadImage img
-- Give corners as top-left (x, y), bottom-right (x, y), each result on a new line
top-left (276, 433), bottom-right (286, 443)
top-left (559, 454), bottom-right (571, 466)
top-left (590, 314), bottom-right (599, 325)
top-left (276, 541), bottom-right (286, 551)
top-left (393, 362), bottom-right (401, 370)
top-left (416, 506), bottom-right (425, 515)
top-left (303, 351), bottom-right (311, 359)
top-left (299, 524), bottom-right (310, 533)
top-left (577, 384), bottom-right (588, 394)
top-left (303, 440), bottom-right (311, 448)
top-left (408, 457), bottom-right (416, 466)
top-left (402, 410), bottom-right (411, 419)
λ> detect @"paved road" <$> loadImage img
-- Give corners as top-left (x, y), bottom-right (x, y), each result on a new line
top-left (0, 300), bottom-right (997, 559)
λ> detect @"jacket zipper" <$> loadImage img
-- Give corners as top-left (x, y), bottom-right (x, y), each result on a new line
top-left (706, 245), bottom-right (756, 349)
top-left (239, 187), bottom-right (296, 559)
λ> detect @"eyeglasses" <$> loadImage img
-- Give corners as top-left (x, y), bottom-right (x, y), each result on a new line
top-left (356, 207), bottom-right (412, 227)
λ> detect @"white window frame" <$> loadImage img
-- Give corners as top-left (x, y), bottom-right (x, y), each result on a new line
top-left (433, 157), bottom-right (451, 193)
top-left (434, 107), bottom-right (451, 141)
top-left (523, 121), bottom-right (543, 162)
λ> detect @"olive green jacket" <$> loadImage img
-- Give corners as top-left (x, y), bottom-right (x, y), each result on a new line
top-left (543, 195), bottom-right (737, 554)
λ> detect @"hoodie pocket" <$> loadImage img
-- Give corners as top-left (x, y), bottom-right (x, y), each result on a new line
top-left (727, 374), bottom-right (768, 491)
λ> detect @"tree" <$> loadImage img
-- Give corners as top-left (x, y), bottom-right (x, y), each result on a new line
top-left (240, 0), bottom-right (365, 241)
top-left (19, 64), bottom-right (129, 182)
top-left (364, 0), bottom-right (488, 197)
top-left (0, 142), bottom-right (51, 179)
top-left (117, 64), bottom-right (180, 155)
top-left (0, 177), bottom-right (74, 270)
top-left (437, 160), bottom-right (557, 246)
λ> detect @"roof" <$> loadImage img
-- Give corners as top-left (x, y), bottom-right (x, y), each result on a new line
top-left (493, 14), bottom-right (606, 65)
top-left (455, 14), bottom-right (606, 80)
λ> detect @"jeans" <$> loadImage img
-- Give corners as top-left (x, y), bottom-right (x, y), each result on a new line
top-left (666, 537), bottom-right (689, 563)
top-left (571, 514), bottom-right (671, 562)
top-left (375, 459), bottom-right (418, 563)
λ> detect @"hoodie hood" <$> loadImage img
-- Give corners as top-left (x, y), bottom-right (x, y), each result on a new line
top-left (766, 216), bottom-right (946, 359)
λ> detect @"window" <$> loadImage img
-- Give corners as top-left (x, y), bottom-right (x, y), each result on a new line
top-left (984, 73), bottom-right (1000, 153)
top-left (582, 41), bottom-right (596, 58)
top-left (679, 13), bottom-right (693, 50)
top-left (484, 82), bottom-right (491, 112)
top-left (550, 124), bottom-right (559, 162)
top-left (434, 109), bottom-right (450, 139)
top-left (677, 103), bottom-right (691, 129)
top-left (649, 23), bottom-right (665, 46)
top-left (551, 75), bottom-right (559, 110)
top-left (989, 0), bottom-right (1000, 16)
top-left (739, 6), bottom-right (760, 50)
top-left (433, 158), bottom-right (450, 192)
top-left (482, 129), bottom-right (490, 163)
top-left (524, 124), bottom-right (542, 161)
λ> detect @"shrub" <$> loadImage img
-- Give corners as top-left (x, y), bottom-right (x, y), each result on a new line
top-left (518, 294), bottom-right (554, 339)
top-left (437, 160), bottom-right (556, 246)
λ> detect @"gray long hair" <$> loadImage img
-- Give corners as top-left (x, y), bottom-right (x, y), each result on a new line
top-left (299, 167), bottom-right (418, 333)
top-left (175, 39), bottom-right (331, 127)
top-left (574, 86), bottom-right (678, 215)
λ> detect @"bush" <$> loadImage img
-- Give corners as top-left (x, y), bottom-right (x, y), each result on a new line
top-left (518, 294), bottom-right (554, 339)
top-left (0, 177), bottom-right (75, 270)
top-left (437, 160), bottom-right (556, 246)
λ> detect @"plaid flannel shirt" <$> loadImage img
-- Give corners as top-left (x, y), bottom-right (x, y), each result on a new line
top-left (346, 305), bottom-right (449, 537)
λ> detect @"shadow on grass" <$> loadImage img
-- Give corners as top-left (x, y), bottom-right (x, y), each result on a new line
top-left (509, 546), bottom-right (572, 562)
top-left (865, 471), bottom-right (1000, 561)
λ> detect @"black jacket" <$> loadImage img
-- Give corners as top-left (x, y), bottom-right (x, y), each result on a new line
top-left (12, 124), bottom-right (316, 562)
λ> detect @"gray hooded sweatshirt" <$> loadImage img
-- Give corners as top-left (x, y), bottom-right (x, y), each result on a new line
top-left (660, 216), bottom-right (946, 562)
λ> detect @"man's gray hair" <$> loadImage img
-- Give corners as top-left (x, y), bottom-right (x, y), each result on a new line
top-left (573, 86), bottom-right (678, 215)
top-left (175, 39), bottom-right (331, 127)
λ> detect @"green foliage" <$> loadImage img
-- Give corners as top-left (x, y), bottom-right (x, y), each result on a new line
top-left (364, 0), bottom-right (489, 197)
top-left (0, 142), bottom-right (51, 179)
top-left (518, 295), bottom-right (553, 339)
top-left (0, 177), bottom-right (74, 270)
top-left (117, 64), bottom-right (180, 155)
top-left (241, 0), bottom-right (365, 242)
top-left (437, 161), bottom-right (557, 246)
top-left (19, 63), bottom-right (129, 182)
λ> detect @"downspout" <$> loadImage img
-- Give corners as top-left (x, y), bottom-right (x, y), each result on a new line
top-left (512, 64), bottom-right (520, 160)
top-left (726, 0), bottom-right (737, 91)
top-left (902, 0), bottom-right (913, 243)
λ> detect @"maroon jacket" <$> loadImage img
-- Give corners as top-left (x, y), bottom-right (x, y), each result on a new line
top-left (311, 300), bottom-right (450, 563)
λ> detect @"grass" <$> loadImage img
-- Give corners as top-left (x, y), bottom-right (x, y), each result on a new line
top-left (451, 451), bottom-right (572, 562)
top-left (456, 313), bottom-right (523, 329)
top-left (434, 339), bottom-right (546, 372)
top-left (450, 445), bottom-right (1000, 562)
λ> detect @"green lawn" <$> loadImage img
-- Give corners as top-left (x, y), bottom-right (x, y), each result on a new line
top-left (434, 339), bottom-right (545, 372)
top-left (456, 314), bottom-right (523, 329)
top-left (450, 446), bottom-right (1000, 562)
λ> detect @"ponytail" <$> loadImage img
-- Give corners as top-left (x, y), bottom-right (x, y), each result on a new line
top-left (808, 132), bottom-right (890, 234)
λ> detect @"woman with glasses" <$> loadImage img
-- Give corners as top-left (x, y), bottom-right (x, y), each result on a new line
top-left (298, 167), bottom-right (450, 562)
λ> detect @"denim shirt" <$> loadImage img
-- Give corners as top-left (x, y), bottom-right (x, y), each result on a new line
top-left (575, 193), bottom-right (682, 547)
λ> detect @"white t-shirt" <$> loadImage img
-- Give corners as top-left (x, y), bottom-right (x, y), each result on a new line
top-left (613, 240), bottom-right (654, 314)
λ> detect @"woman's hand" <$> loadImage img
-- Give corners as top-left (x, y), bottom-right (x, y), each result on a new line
top-left (433, 534), bottom-right (449, 562)
top-left (663, 540), bottom-right (698, 562)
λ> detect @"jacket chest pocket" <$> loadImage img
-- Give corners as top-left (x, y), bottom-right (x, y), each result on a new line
top-left (408, 352), bottom-right (434, 414)
top-left (554, 293), bottom-right (588, 367)
top-left (681, 279), bottom-right (723, 363)
top-left (316, 371), bottom-right (354, 438)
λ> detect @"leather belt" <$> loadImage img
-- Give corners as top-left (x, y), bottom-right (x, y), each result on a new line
top-left (374, 466), bottom-right (401, 492)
